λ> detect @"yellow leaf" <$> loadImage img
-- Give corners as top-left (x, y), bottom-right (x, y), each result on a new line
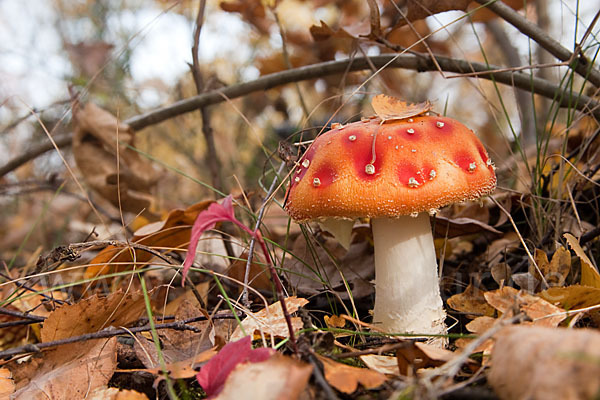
top-left (447, 283), bottom-right (495, 318)
top-left (539, 285), bottom-right (600, 312)
top-left (484, 287), bottom-right (566, 327)
top-left (564, 233), bottom-right (600, 288)
top-left (324, 314), bottom-right (347, 328)
top-left (230, 296), bottom-right (308, 341)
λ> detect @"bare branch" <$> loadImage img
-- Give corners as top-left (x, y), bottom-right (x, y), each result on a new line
top-left (474, 0), bottom-right (600, 87)
top-left (0, 314), bottom-right (238, 360)
top-left (3, 52), bottom-right (600, 177)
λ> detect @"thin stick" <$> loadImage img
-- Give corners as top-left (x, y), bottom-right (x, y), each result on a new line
top-left (0, 314), bottom-right (236, 360)
top-left (190, 0), bottom-right (224, 194)
top-left (490, 196), bottom-right (550, 289)
top-left (241, 161), bottom-right (286, 307)
top-left (474, 0), bottom-right (600, 87)
top-left (0, 307), bottom-right (45, 322)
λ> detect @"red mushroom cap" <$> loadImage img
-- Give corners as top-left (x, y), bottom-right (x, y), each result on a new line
top-left (285, 116), bottom-right (496, 221)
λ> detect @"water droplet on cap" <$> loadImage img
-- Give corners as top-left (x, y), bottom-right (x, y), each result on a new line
top-left (436, 121), bottom-right (445, 128)
top-left (407, 128), bottom-right (415, 134)
top-left (313, 178), bottom-right (321, 187)
top-left (302, 159), bottom-right (310, 168)
top-left (348, 135), bottom-right (356, 142)
top-left (365, 164), bottom-right (375, 175)
top-left (468, 162), bottom-right (477, 172)
top-left (408, 177), bottom-right (419, 188)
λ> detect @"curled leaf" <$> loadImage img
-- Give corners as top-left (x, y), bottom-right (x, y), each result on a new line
top-left (183, 195), bottom-right (252, 284)
top-left (371, 94), bottom-right (432, 122)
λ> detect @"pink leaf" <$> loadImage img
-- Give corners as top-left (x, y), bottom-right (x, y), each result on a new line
top-left (196, 336), bottom-right (274, 397)
top-left (182, 195), bottom-right (249, 284)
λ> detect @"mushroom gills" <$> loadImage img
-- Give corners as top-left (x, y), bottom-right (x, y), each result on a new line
top-left (318, 218), bottom-right (355, 250)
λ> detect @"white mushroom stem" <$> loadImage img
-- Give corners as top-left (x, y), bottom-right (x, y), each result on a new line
top-left (371, 214), bottom-right (447, 337)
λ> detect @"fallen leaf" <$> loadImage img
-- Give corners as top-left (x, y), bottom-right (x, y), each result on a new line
top-left (359, 354), bottom-right (400, 376)
top-left (0, 367), bottom-right (15, 398)
top-left (85, 200), bottom-right (212, 279)
top-left (72, 103), bottom-right (160, 215)
top-left (164, 282), bottom-right (210, 314)
top-left (491, 263), bottom-right (512, 286)
top-left (89, 387), bottom-right (149, 400)
top-left (41, 290), bottom-right (150, 342)
top-left (433, 215), bottom-right (502, 238)
top-left (486, 232), bottom-right (520, 265)
top-left (137, 348), bottom-right (217, 380)
top-left (227, 251), bottom-right (272, 293)
top-left (9, 337), bottom-right (117, 400)
top-left (565, 233), bottom-right (600, 288)
top-left (197, 336), bottom-right (275, 397)
top-left (465, 316), bottom-right (496, 334)
top-left (484, 287), bottom-right (566, 327)
top-left (215, 354), bottom-right (312, 400)
top-left (396, 342), bottom-right (456, 375)
top-left (324, 314), bottom-right (347, 329)
top-left (317, 354), bottom-right (387, 394)
top-left (134, 300), bottom-right (216, 368)
top-left (455, 316), bottom-right (496, 357)
top-left (230, 297), bottom-right (308, 341)
top-left (529, 247), bottom-right (571, 287)
top-left (539, 285), bottom-right (600, 310)
top-left (371, 94), bottom-right (432, 122)
top-left (447, 283), bottom-right (496, 318)
top-left (539, 285), bottom-right (600, 324)
top-left (488, 326), bottom-right (600, 400)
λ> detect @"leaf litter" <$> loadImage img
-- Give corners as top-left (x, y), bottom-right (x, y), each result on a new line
top-left (3, 15), bottom-right (600, 395)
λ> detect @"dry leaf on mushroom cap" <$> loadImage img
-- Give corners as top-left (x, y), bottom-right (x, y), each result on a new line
top-left (371, 94), bottom-right (432, 122)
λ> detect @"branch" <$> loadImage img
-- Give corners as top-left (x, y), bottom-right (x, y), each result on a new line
top-left (3, 52), bottom-right (600, 177)
top-left (474, 0), bottom-right (600, 87)
top-left (190, 0), bottom-right (224, 194)
top-left (0, 314), bottom-right (237, 360)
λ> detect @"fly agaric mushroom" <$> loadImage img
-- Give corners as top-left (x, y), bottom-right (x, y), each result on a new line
top-left (285, 111), bottom-right (496, 337)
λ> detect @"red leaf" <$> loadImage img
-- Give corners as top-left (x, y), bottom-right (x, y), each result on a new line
top-left (196, 336), bottom-right (274, 397)
top-left (182, 195), bottom-right (252, 284)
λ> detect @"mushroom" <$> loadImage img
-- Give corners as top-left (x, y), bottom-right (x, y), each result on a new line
top-left (285, 115), bottom-right (496, 337)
